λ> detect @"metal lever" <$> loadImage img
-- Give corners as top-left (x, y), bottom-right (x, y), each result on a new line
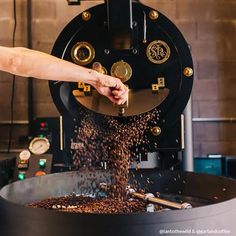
top-left (127, 187), bottom-right (192, 210)
top-left (92, 62), bottom-right (129, 116)
top-left (99, 183), bottom-right (192, 210)
top-left (114, 86), bottom-right (129, 116)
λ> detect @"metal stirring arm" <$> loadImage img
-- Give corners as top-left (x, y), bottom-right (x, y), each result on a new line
top-left (126, 187), bottom-right (192, 210)
top-left (99, 183), bottom-right (192, 210)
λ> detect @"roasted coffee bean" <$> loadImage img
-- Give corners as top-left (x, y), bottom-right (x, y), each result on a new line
top-left (27, 195), bottom-right (149, 214)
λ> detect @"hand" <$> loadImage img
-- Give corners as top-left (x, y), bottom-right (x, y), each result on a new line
top-left (91, 64), bottom-right (128, 105)
top-left (93, 75), bottom-right (128, 105)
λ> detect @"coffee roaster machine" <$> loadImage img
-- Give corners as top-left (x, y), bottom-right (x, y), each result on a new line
top-left (49, 0), bottom-right (194, 172)
top-left (1, 1), bottom-right (236, 235)
top-left (14, 0), bottom-right (194, 177)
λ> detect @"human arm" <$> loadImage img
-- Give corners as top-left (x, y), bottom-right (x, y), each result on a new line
top-left (0, 46), bottom-right (128, 104)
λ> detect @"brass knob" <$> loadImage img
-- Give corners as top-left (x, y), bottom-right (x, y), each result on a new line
top-left (92, 62), bottom-right (107, 74)
top-left (151, 126), bottom-right (161, 136)
top-left (183, 67), bottom-right (194, 77)
top-left (111, 61), bottom-right (132, 82)
top-left (149, 10), bottom-right (159, 20)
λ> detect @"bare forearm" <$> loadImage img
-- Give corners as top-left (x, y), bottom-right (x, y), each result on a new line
top-left (0, 46), bottom-right (128, 104)
top-left (0, 46), bottom-right (99, 85)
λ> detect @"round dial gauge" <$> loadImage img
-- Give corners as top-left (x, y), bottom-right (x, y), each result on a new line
top-left (29, 137), bottom-right (50, 155)
top-left (19, 150), bottom-right (31, 161)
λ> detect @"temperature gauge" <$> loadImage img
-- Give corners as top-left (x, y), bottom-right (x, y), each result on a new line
top-left (29, 137), bottom-right (50, 155)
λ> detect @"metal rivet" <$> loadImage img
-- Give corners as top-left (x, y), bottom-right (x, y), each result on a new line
top-left (183, 67), bottom-right (194, 77)
top-left (132, 48), bottom-right (138, 54)
top-left (151, 126), bottom-right (161, 136)
top-left (149, 10), bottom-right (159, 20)
top-left (133, 21), bottom-right (137, 27)
top-left (82, 11), bottom-right (91, 21)
top-left (104, 49), bottom-right (110, 55)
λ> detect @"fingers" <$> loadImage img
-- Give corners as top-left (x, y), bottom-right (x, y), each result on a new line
top-left (112, 82), bottom-right (128, 97)
top-left (92, 70), bottom-right (128, 104)
top-left (106, 94), bottom-right (125, 105)
top-left (113, 93), bottom-right (128, 105)
top-left (98, 74), bottom-right (123, 89)
top-left (112, 89), bottom-right (127, 100)
top-left (101, 77), bottom-right (128, 102)
top-left (106, 89), bottom-right (127, 105)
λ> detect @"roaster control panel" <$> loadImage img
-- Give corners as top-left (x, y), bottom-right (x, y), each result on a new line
top-left (14, 152), bottom-right (53, 181)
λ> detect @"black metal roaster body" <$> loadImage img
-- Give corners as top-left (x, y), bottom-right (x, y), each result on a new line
top-left (1, 170), bottom-right (236, 236)
top-left (49, 1), bottom-right (193, 124)
top-left (48, 1), bottom-right (194, 168)
top-left (1, 1), bottom-right (236, 236)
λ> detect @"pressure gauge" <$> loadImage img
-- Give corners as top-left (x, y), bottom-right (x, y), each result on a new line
top-left (19, 150), bottom-right (31, 161)
top-left (29, 137), bottom-right (50, 155)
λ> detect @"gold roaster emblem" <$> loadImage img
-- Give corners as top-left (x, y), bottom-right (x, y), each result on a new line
top-left (146, 40), bottom-right (171, 64)
top-left (71, 42), bottom-right (95, 66)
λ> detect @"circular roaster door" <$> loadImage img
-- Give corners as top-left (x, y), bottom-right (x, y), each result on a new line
top-left (49, 2), bottom-right (193, 125)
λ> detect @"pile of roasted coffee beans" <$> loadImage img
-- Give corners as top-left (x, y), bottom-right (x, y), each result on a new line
top-left (27, 194), bottom-right (148, 214)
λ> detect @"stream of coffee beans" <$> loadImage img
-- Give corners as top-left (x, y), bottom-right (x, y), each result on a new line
top-left (72, 108), bottom-right (160, 199)
top-left (27, 108), bottom-right (161, 213)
